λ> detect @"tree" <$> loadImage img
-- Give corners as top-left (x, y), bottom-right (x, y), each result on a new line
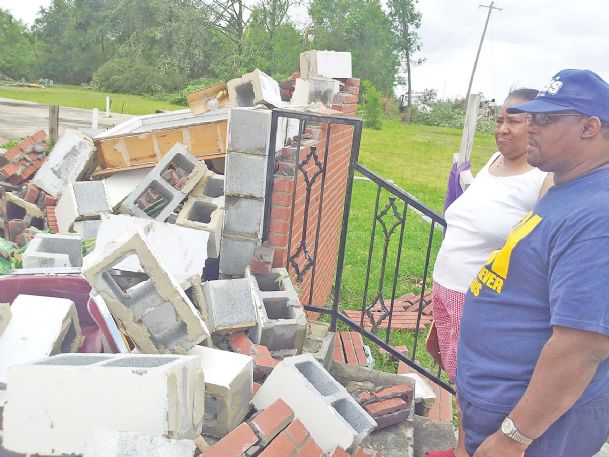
top-left (0, 9), bottom-right (37, 80)
top-left (308, 0), bottom-right (399, 94)
top-left (387, 0), bottom-right (422, 122)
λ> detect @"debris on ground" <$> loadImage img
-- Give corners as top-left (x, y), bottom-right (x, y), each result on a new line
top-left (0, 54), bottom-right (454, 457)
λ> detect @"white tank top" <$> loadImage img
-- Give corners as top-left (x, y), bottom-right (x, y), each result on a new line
top-left (433, 152), bottom-right (547, 292)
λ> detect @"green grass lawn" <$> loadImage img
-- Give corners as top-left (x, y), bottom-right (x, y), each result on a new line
top-left (0, 84), bottom-right (181, 115)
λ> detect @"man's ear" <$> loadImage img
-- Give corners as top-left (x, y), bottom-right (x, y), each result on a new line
top-left (581, 116), bottom-right (602, 139)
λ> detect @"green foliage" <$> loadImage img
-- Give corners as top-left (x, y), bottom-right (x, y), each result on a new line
top-left (0, 139), bottom-right (20, 150)
top-left (92, 57), bottom-right (187, 95)
top-left (167, 78), bottom-right (224, 106)
top-left (0, 9), bottom-right (37, 80)
top-left (308, 0), bottom-right (400, 94)
top-left (411, 94), bottom-right (495, 134)
top-left (361, 81), bottom-right (383, 130)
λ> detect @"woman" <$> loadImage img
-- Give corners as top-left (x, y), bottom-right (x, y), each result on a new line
top-left (428, 88), bottom-right (552, 457)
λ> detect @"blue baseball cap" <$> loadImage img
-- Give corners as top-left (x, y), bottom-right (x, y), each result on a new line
top-left (507, 69), bottom-right (609, 122)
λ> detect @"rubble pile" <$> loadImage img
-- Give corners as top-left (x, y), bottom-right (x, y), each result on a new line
top-left (0, 51), bottom-right (449, 457)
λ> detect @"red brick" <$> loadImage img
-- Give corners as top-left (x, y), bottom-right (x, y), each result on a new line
top-left (295, 436), bottom-right (324, 457)
top-left (375, 384), bottom-right (414, 401)
top-left (345, 78), bottom-right (361, 87)
top-left (203, 422), bottom-right (259, 457)
top-left (374, 408), bottom-right (410, 429)
top-left (249, 399), bottom-right (294, 445)
top-left (364, 397), bottom-right (408, 417)
top-left (274, 177), bottom-right (295, 193)
top-left (333, 334), bottom-right (345, 363)
top-left (284, 418), bottom-right (309, 448)
top-left (253, 382), bottom-right (262, 396)
top-left (340, 332), bottom-right (358, 366)
top-left (329, 447), bottom-right (350, 457)
top-left (343, 85), bottom-right (360, 95)
top-left (23, 184), bottom-right (40, 203)
top-left (228, 331), bottom-right (254, 355)
top-left (251, 344), bottom-right (272, 358)
top-left (259, 431), bottom-right (296, 456)
top-left (270, 204), bottom-right (292, 222)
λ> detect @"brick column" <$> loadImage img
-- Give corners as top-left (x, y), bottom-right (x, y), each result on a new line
top-left (267, 78), bottom-right (360, 308)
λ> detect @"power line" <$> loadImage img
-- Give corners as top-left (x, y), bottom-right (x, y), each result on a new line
top-left (465, 2), bottom-right (502, 101)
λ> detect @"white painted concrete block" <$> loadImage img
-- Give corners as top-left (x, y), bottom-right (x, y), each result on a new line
top-left (0, 294), bottom-right (83, 384)
top-left (176, 197), bottom-right (224, 259)
top-left (3, 353), bottom-right (205, 455)
top-left (0, 302), bottom-right (11, 336)
top-left (84, 428), bottom-right (196, 457)
top-left (247, 268), bottom-right (307, 353)
top-left (94, 214), bottom-right (208, 285)
top-left (228, 69), bottom-right (282, 109)
top-left (291, 77), bottom-right (341, 107)
top-left (187, 345), bottom-right (253, 437)
top-left (300, 50), bottom-right (352, 79)
top-left (31, 129), bottom-right (96, 198)
top-left (202, 278), bottom-right (258, 333)
top-left (121, 143), bottom-right (205, 222)
top-left (82, 229), bottom-right (210, 354)
top-left (55, 180), bottom-right (111, 233)
top-left (22, 233), bottom-right (83, 268)
top-left (103, 168), bottom-right (151, 209)
top-left (252, 353), bottom-right (376, 452)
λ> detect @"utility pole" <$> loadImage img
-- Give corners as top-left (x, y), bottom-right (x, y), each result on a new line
top-left (465, 2), bottom-right (502, 101)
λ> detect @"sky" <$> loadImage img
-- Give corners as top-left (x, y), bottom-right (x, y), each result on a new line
top-left (3, 0), bottom-right (609, 102)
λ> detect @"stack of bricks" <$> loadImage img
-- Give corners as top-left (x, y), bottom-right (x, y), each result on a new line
top-left (333, 331), bottom-right (368, 367)
top-left (227, 331), bottom-right (278, 383)
top-left (202, 399), bottom-right (381, 457)
top-left (267, 79), bottom-right (360, 308)
top-left (343, 291), bottom-right (434, 332)
top-left (0, 130), bottom-right (49, 185)
top-left (0, 182), bottom-right (58, 246)
top-left (353, 384), bottom-right (414, 429)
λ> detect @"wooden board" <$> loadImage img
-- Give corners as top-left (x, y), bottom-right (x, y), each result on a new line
top-left (187, 82), bottom-right (229, 116)
top-left (93, 119), bottom-right (227, 177)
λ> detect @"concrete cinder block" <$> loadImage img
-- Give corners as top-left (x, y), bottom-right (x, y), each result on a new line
top-left (218, 234), bottom-right (259, 277)
top-left (22, 233), bottom-right (83, 269)
top-left (252, 353), bottom-right (377, 452)
top-left (224, 196), bottom-right (265, 238)
top-left (303, 321), bottom-right (336, 370)
top-left (72, 219), bottom-right (102, 239)
top-left (300, 50), bottom-right (352, 79)
top-left (228, 108), bottom-right (273, 155)
top-left (84, 429), bottom-right (196, 457)
top-left (202, 278), bottom-right (258, 333)
top-left (3, 353), bottom-right (205, 455)
top-left (187, 345), bottom-right (253, 438)
top-left (55, 180), bottom-right (111, 233)
top-left (247, 268), bottom-right (307, 353)
top-left (227, 69), bottom-right (282, 109)
top-left (0, 294), bottom-right (83, 384)
top-left (103, 168), bottom-right (151, 209)
top-left (82, 229), bottom-right (210, 354)
top-left (31, 129), bottom-right (96, 198)
top-left (224, 151), bottom-right (268, 198)
top-left (291, 77), bottom-right (341, 107)
top-left (176, 197), bottom-right (224, 259)
top-left (190, 169), bottom-right (225, 199)
top-left (94, 214), bottom-right (209, 285)
top-left (121, 143), bottom-right (203, 222)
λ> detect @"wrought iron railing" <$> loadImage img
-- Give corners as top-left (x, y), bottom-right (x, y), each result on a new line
top-left (264, 109), bottom-right (454, 395)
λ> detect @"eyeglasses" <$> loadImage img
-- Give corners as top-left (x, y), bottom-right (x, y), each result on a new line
top-left (525, 113), bottom-right (585, 126)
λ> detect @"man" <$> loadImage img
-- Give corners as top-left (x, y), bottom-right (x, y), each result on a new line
top-left (457, 69), bottom-right (609, 457)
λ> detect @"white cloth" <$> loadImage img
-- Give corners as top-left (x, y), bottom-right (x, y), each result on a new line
top-left (433, 152), bottom-right (547, 292)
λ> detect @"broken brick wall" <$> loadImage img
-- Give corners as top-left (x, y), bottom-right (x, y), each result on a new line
top-left (267, 78), bottom-right (360, 308)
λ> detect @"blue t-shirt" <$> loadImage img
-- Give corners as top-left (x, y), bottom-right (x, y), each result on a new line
top-left (457, 167), bottom-right (609, 413)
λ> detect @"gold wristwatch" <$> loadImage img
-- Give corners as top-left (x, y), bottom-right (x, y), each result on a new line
top-left (501, 417), bottom-right (533, 446)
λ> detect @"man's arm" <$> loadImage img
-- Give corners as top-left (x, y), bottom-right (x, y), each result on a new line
top-left (474, 325), bottom-right (609, 457)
